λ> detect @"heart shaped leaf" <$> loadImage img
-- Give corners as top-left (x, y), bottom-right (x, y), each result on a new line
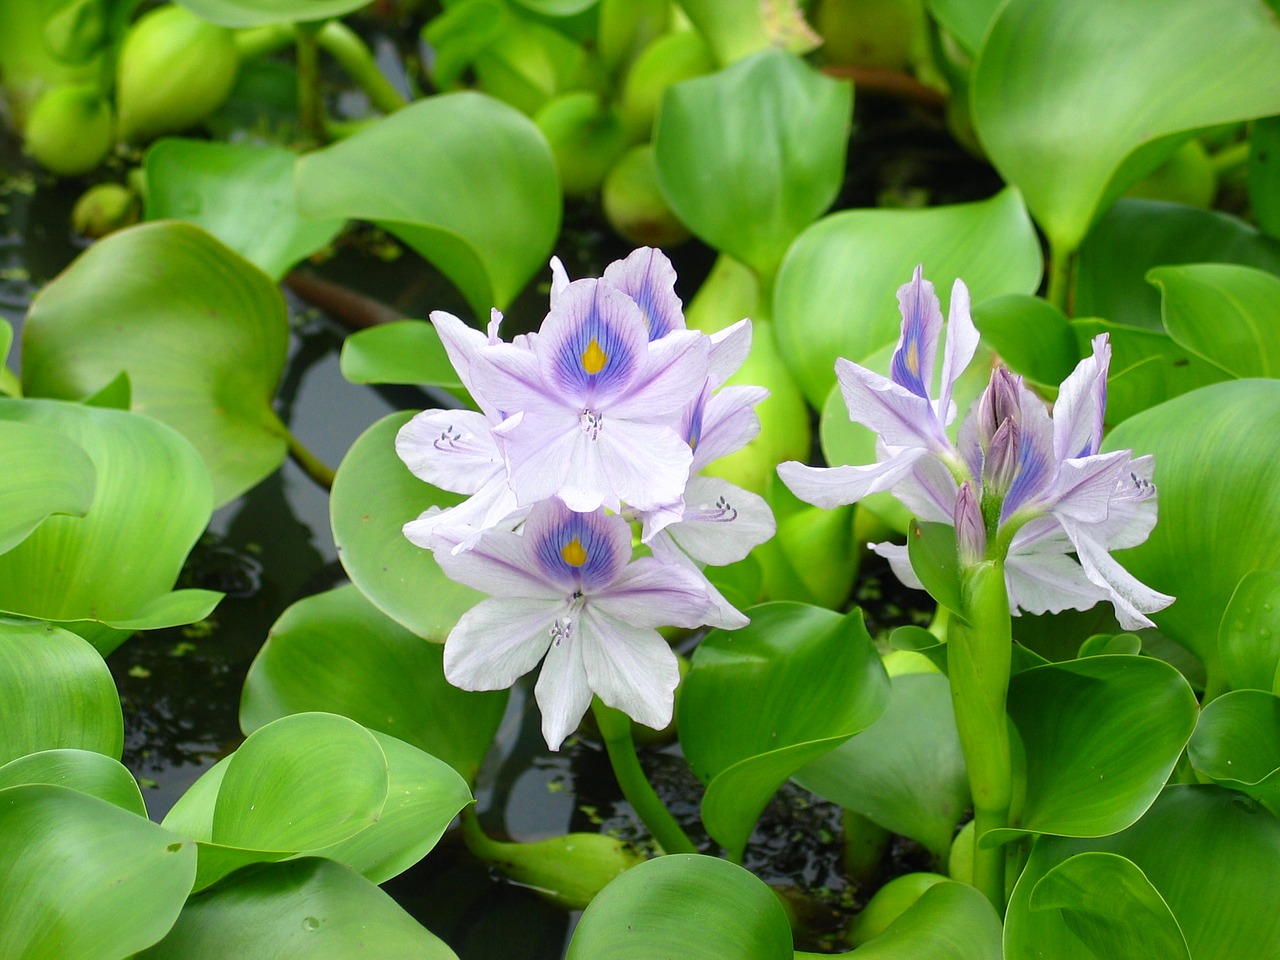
top-left (1151, 262), bottom-right (1280, 377)
top-left (1187, 689), bottom-right (1280, 816)
top-left (1218, 569), bottom-right (1280, 691)
top-left (339, 320), bottom-right (463, 389)
top-left (0, 420), bottom-right (95, 556)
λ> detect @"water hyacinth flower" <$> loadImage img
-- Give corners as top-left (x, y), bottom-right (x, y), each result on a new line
top-left (433, 500), bottom-right (711, 750)
top-left (778, 266), bottom-right (1173, 631)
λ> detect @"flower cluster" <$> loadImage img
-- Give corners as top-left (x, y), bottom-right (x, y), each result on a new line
top-left (397, 248), bottom-right (775, 749)
top-left (778, 266), bottom-right (1174, 631)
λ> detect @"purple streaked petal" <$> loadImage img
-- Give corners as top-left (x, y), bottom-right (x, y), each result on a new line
top-left (470, 342), bottom-right (559, 416)
top-left (594, 419), bottom-right (694, 513)
top-left (609, 329), bottom-right (709, 421)
top-left (955, 481), bottom-right (986, 567)
top-left (648, 538), bottom-right (749, 629)
top-left (525, 501), bottom-right (631, 593)
top-left (591, 555), bottom-right (712, 629)
top-left (1053, 333), bottom-right (1110, 461)
top-left (1061, 519), bottom-right (1175, 630)
top-left (602, 247), bottom-right (685, 341)
top-left (579, 606), bottom-right (682, 731)
top-left (395, 409), bottom-right (503, 494)
top-left (538, 278), bottom-right (647, 403)
top-left (691, 385), bottom-right (767, 472)
top-left (936, 278), bottom-right (980, 423)
top-left (535, 626), bottom-right (592, 751)
top-left (665, 476), bottom-right (775, 565)
top-left (890, 265), bottom-right (943, 400)
top-left (1039, 450), bottom-right (1131, 525)
top-left (707, 319), bottom-right (752, 388)
top-left (890, 448), bottom-right (961, 523)
top-left (443, 596), bottom-right (561, 691)
top-left (778, 447), bottom-right (928, 510)
top-left (998, 379), bottom-right (1055, 521)
top-left (836, 357), bottom-right (948, 451)
top-left (433, 526), bottom-right (565, 598)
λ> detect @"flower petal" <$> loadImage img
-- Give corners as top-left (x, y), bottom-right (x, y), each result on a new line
top-left (523, 500), bottom-right (631, 593)
top-left (1004, 549), bottom-right (1109, 618)
top-left (1038, 450), bottom-right (1131, 525)
top-left (691, 384), bottom-right (767, 472)
top-left (890, 448), bottom-right (960, 523)
top-left (836, 357), bottom-right (948, 451)
top-left (433, 525), bottom-right (565, 598)
top-left (602, 247), bottom-right (685, 341)
top-left (936, 277), bottom-right (980, 424)
top-left (395, 409), bottom-right (503, 494)
top-left (778, 447), bottom-right (928, 510)
top-left (443, 596), bottom-right (561, 691)
top-left (538, 277), bottom-right (647, 404)
top-left (549, 256), bottom-right (571, 306)
top-left (535, 625), bottom-right (594, 751)
top-left (471, 342), bottom-right (560, 417)
top-left (707, 319), bottom-right (752, 388)
top-left (665, 476), bottom-right (775, 565)
top-left (594, 419), bottom-right (694, 513)
top-left (890, 265), bottom-right (943, 400)
top-left (492, 410), bottom-right (617, 512)
top-left (869, 541), bottom-right (924, 591)
top-left (1061, 519), bottom-right (1176, 631)
top-left (609, 329), bottom-right (710, 421)
top-left (591, 555), bottom-right (711, 629)
top-left (402, 475), bottom-right (524, 554)
top-left (579, 606), bottom-right (681, 732)
top-left (1053, 333), bottom-right (1110, 461)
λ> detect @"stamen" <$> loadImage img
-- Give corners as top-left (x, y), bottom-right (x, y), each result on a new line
top-left (561, 538), bottom-right (588, 567)
top-left (434, 425), bottom-right (463, 450)
top-left (549, 617), bottom-right (572, 647)
top-left (579, 409), bottom-right (603, 440)
top-left (702, 495), bottom-right (738, 522)
top-left (581, 338), bottom-right (608, 375)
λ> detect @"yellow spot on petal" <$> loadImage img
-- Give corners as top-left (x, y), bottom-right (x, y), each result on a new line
top-left (581, 338), bottom-right (608, 375)
top-left (905, 340), bottom-right (920, 377)
top-left (561, 538), bottom-right (588, 567)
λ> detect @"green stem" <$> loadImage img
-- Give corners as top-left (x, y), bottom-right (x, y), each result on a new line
top-left (1045, 239), bottom-right (1075, 316)
top-left (287, 431), bottom-right (335, 490)
top-left (233, 23), bottom-right (294, 60)
top-left (1209, 140), bottom-right (1250, 176)
top-left (316, 21), bottom-right (408, 115)
top-left (592, 700), bottom-right (696, 855)
top-left (294, 24), bottom-right (325, 143)
top-left (948, 559), bottom-right (1013, 912)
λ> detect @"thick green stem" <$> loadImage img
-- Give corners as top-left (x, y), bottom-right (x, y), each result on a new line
top-left (1045, 239), bottom-right (1075, 316)
top-left (948, 559), bottom-right (1013, 911)
top-left (233, 24), bottom-right (294, 60)
top-left (316, 20), bottom-right (408, 115)
top-left (1209, 140), bottom-right (1250, 176)
top-left (294, 24), bottom-right (325, 143)
top-left (286, 431), bottom-right (335, 490)
top-left (592, 700), bottom-right (696, 855)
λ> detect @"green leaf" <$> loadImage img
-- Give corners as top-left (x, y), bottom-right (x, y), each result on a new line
top-left (241, 584), bottom-right (507, 784)
top-left (330, 412), bottom-right (483, 641)
top-left (1187, 689), bottom-right (1280, 816)
top-left (339, 319), bottom-right (463, 389)
top-left (971, 294), bottom-right (1079, 389)
top-left (0, 621), bottom-right (122, 766)
top-left (0, 749), bottom-right (146, 817)
top-left (991, 656), bottom-right (1198, 843)
top-left (137, 858), bottom-right (460, 959)
top-left (907, 520), bottom-right (965, 618)
top-left (1250, 114), bottom-right (1280, 239)
top-left (0, 398), bottom-right (218, 654)
top-left (1076, 199), bottom-right (1280, 333)
top-left (678, 603), bottom-right (889, 861)
top-left (794, 672), bottom-right (968, 864)
top-left (774, 187), bottom-right (1041, 407)
top-left (566, 854), bottom-right (792, 960)
top-left (172, 0), bottom-right (369, 26)
top-left (676, 0), bottom-right (821, 66)
top-left (22, 221), bottom-right (289, 506)
top-left (1104, 380), bottom-right (1280, 679)
top-left (653, 48), bottom-right (850, 283)
top-left (0, 784), bottom-right (195, 960)
top-left (1005, 785), bottom-right (1280, 960)
top-left (1219, 569), bottom-right (1280, 691)
top-left (972, 0), bottom-right (1280, 254)
top-left (144, 139), bottom-right (343, 281)
top-left (829, 881), bottom-right (1003, 960)
top-left (1151, 262), bottom-right (1280, 378)
top-left (296, 92), bottom-right (561, 314)
top-left (924, 0), bottom-right (1002, 55)
top-left (1028, 852), bottom-right (1191, 960)
top-left (0, 420), bottom-right (95, 555)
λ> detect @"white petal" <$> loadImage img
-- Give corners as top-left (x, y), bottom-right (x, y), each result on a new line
top-left (836, 357), bottom-right (949, 452)
top-left (778, 447), bottom-right (927, 510)
top-left (649, 538), bottom-right (749, 629)
top-left (692, 385), bottom-right (767, 472)
top-left (579, 606), bottom-right (681, 732)
top-left (1062, 520), bottom-right (1175, 631)
top-left (444, 597), bottom-right (561, 691)
top-left (869, 541), bottom-right (925, 591)
top-left (470, 342), bottom-right (560, 417)
top-left (891, 449), bottom-right (961, 524)
top-left (707, 319), bottom-right (752, 387)
top-left (1039, 451), bottom-right (1130, 525)
top-left (535, 625), bottom-right (593, 751)
top-left (666, 476), bottom-right (775, 565)
top-left (1005, 550), bottom-right (1108, 618)
top-left (434, 527), bottom-right (564, 598)
top-left (936, 278), bottom-right (980, 423)
top-left (610, 329), bottom-right (709, 420)
top-left (549, 256), bottom-right (571, 306)
top-left (595, 420), bottom-right (693, 513)
top-left (492, 411), bottom-right (610, 511)
top-left (591, 556), bottom-right (712, 629)
top-left (1052, 333), bottom-right (1109, 460)
top-left (402, 477), bottom-right (525, 554)
top-left (395, 409), bottom-right (503, 494)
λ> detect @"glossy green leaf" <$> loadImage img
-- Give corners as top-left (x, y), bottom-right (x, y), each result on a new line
top-left (567, 854), bottom-right (792, 959)
top-left (340, 319), bottom-right (463, 389)
top-left (511, 0), bottom-right (598, 16)
top-left (0, 317), bottom-right (17, 396)
top-left (826, 881), bottom-right (1002, 960)
top-left (972, 0), bottom-right (1280, 254)
top-left (925, 0), bottom-right (1001, 55)
top-left (241, 584), bottom-right (507, 784)
top-left (907, 520), bottom-right (965, 618)
top-left (1070, 318), bottom-right (1227, 426)
top-left (1076, 199), bottom-right (1280, 333)
top-left (0, 621), bottom-right (122, 766)
top-left (653, 48), bottom-right (850, 283)
top-left (775, 188), bottom-right (1041, 406)
top-left (330, 412), bottom-right (483, 641)
top-left (0, 420), bottom-right (95, 555)
top-left (971, 294), bottom-right (1078, 389)
top-left (1151, 262), bottom-right (1280, 377)
top-left (0, 399), bottom-right (219, 654)
top-left (1104, 380), bottom-right (1280, 679)
top-left (296, 92), bottom-right (561, 314)
top-left (1219, 569), bottom-right (1280, 691)
top-left (1027, 852), bottom-right (1190, 960)
top-left (794, 671), bottom-right (968, 864)
top-left (677, 0), bottom-right (821, 66)
top-left (172, 0), bottom-right (368, 26)
top-left (144, 139), bottom-right (343, 281)
top-left (992, 656), bottom-right (1197, 843)
top-left (1005, 785), bottom-right (1280, 960)
top-left (679, 603), bottom-right (889, 861)
top-left (0, 784), bottom-right (196, 960)
top-left (137, 858), bottom-right (459, 959)
top-left (1250, 115), bottom-right (1280, 238)
top-left (22, 221), bottom-right (289, 506)
top-left (1188, 689), bottom-right (1280, 816)
top-left (0, 749), bottom-right (146, 817)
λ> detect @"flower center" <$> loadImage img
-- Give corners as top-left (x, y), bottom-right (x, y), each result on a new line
top-left (581, 338), bottom-right (608, 375)
top-left (579, 408), bottom-right (603, 440)
top-left (561, 537), bottom-right (587, 567)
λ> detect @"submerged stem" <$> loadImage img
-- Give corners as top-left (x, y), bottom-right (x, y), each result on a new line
top-left (287, 431), bottom-right (336, 490)
top-left (591, 700), bottom-right (697, 855)
top-left (294, 24), bottom-right (325, 143)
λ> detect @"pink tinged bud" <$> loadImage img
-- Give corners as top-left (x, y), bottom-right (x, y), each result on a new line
top-left (976, 367), bottom-right (1023, 449)
top-left (955, 482), bottom-right (987, 568)
top-left (982, 418), bottom-right (1020, 499)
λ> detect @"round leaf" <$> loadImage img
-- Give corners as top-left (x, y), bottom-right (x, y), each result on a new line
top-left (0, 621), bottom-right (123, 766)
top-left (137, 857), bottom-right (459, 959)
top-left (1187, 689), bottom-right (1280, 816)
top-left (830, 881), bottom-right (1002, 960)
top-left (0, 420), bottom-right (95, 556)
top-left (774, 187), bottom-right (1041, 406)
top-left (991, 656), bottom-right (1197, 843)
top-left (339, 320), bottom-right (463, 389)
top-left (22, 221), bottom-right (289, 506)
top-left (972, 0), bottom-right (1280, 253)
top-left (241, 584), bottom-right (506, 784)
top-left (172, 0), bottom-right (370, 26)
top-left (971, 294), bottom-right (1079, 389)
top-left (1219, 568), bottom-right (1280, 692)
top-left (0, 399), bottom-right (219, 654)
top-left (330, 412), bottom-right (483, 641)
top-left (0, 784), bottom-right (196, 960)
top-left (0, 749), bottom-right (146, 818)
top-left (678, 603), bottom-right (889, 861)
top-left (296, 92), bottom-right (561, 314)
top-left (653, 48), bottom-right (851, 282)
top-left (567, 854), bottom-right (792, 960)
top-left (1151, 262), bottom-right (1280, 378)
top-left (144, 139), bottom-right (343, 281)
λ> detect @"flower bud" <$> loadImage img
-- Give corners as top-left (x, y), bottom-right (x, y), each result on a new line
top-left (72, 183), bottom-right (140, 238)
top-left (23, 84), bottom-right (114, 176)
top-left (975, 366), bottom-right (1021, 449)
top-left (981, 418), bottom-right (1019, 501)
top-left (116, 5), bottom-right (239, 144)
top-left (954, 481), bottom-right (986, 568)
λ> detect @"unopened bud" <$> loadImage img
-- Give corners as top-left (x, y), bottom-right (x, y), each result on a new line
top-left (981, 418), bottom-right (1019, 500)
top-left (976, 367), bottom-right (1022, 449)
top-left (955, 481), bottom-right (987, 568)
